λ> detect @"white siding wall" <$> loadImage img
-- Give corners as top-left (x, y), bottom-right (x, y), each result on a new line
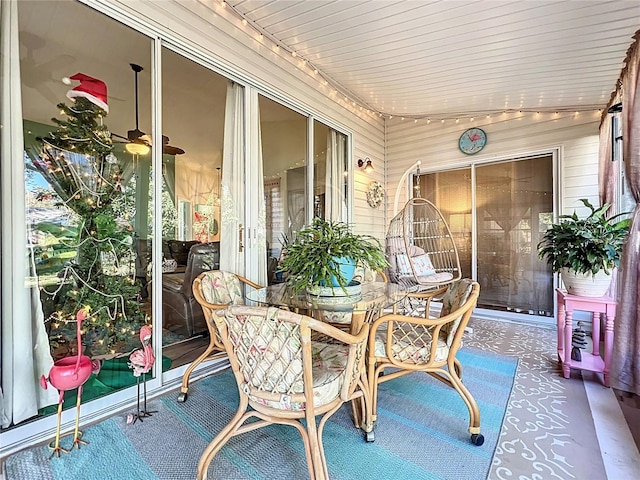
top-left (99, 0), bottom-right (385, 238)
top-left (385, 111), bottom-right (603, 223)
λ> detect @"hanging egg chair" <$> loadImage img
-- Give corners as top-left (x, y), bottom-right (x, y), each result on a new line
top-left (386, 197), bottom-right (462, 313)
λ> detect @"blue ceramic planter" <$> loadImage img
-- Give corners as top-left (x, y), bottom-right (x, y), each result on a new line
top-left (324, 256), bottom-right (356, 287)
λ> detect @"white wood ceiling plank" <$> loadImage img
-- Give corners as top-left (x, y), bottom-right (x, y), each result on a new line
top-left (201, 1), bottom-right (640, 115)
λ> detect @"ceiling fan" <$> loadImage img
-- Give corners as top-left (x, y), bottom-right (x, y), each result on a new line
top-left (112, 63), bottom-right (185, 155)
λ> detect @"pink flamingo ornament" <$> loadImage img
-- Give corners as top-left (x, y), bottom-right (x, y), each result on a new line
top-left (40, 306), bottom-right (100, 458)
top-left (127, 325), bottom-right (156, 424)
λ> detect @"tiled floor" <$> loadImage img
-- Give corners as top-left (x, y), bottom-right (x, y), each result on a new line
top-left (466, 315), bottom-right (640, 479)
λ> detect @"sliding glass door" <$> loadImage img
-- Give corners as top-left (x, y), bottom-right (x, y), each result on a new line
top-left (258, 97), bottom-right (350, 285)
top-left (3, 0), bottom-right (352, 452)
top-left (417, 154), bottom-right (554, 318)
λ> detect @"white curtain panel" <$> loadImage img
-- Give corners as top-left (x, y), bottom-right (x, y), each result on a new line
top-left (324, 130), bottom-right (344, 221)
top-left (249, 89), bottom-right (267, 286)
top-left (1, 0), bottom-right (58, 428)
top-left (220, 81), bottom-right (245, 274)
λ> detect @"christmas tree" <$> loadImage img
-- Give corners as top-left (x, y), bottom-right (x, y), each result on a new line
top-left (33, 73), bottom-right (145, 358)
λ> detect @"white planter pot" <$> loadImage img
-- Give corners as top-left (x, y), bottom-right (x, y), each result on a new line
top-left (560, 268), bottom-right (612, 297)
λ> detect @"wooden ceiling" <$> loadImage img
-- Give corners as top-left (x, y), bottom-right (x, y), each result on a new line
top-left (226, 0), bottom-right (640, 117)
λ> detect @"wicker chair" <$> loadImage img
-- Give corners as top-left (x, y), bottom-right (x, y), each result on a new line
top-left (177, 271), bottom-right (262, 403)
top-left (365, 279), bottom-right (483, 445)
top-left (386, 197), bottom-right (462, 316)
top-left (196, 305), bottom-right (370, 480)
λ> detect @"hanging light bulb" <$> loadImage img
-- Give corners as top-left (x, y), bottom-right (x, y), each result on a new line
top-left (125, 141), bottom-right (150, 156)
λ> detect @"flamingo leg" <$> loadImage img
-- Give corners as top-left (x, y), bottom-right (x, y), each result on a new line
top-left (48, 390), bottom-right (69, 459)
top-left (131, 376), bottom-right (142, 424)
top-left (142, 373), bottom-right (157, 417)
top-left (71, 385), bottom-right (89, 450)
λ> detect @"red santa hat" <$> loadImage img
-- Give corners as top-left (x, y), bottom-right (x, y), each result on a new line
top-left (65, 73), bottom-right (109, 113)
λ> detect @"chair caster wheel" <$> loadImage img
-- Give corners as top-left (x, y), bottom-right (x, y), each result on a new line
top-left (471, 433), bottom-right (484, 446)
top-left (177, 392), bottom-right (187, 403)
top-left (365, 430), bottom-right (375, 443)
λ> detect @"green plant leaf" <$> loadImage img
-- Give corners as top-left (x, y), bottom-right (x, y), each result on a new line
top-left (537, 199), bottom-right (630, 275)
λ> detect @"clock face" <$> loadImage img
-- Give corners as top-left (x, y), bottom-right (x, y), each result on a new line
top-left (458, 128), bottom-right (487, 155)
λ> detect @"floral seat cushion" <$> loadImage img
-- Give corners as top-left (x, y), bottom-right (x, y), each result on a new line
top-left (200, 271), bottom-right (244, 305)
top-left (414, 272), bottom-right (454, 284)
top-left (221, 308), bottom-right (349, 412)
top-left (374, 325), bottom-right (449, 364)
top-left (247, 342), bottom-right (348, 411)
top-left (440, 279), bottom-right (474, 346)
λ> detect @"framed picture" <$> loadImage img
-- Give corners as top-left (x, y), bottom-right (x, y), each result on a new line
top-left (193, 204), bottom-right (220, 243)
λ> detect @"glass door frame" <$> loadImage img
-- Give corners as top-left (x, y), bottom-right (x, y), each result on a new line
top-left (411, 147), bottom-right (560, 325)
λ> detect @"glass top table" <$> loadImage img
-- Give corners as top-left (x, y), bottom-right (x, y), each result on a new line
top-left (245, 281), bottom-right (407, 316)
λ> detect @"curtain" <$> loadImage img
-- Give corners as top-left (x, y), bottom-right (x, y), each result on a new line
top-left (249, 89), bottom-right (267, 286)
top-left (611, 30), bottom-right (640, 395)
top-left (162, 154), bottom-right (176, 206)
top-left (220, 82), bottom-right (245, 274)
top-left (1, 0), bottom-right (58, 428)
top-left (598, 99), bottom-right (616, 205)
top-left (324, 130), bottom-right (343, 221)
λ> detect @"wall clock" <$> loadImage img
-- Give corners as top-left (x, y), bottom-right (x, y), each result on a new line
top-left (458, 128), bottom-right (487, 155)
top-left (366, 181), bottom-right (385, 208)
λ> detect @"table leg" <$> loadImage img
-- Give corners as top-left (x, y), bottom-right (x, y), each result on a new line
top-left (591, 312), bottom-right (600, 357)
top-left (603, 313), bottom-right (614, 387)
top-left (563, 309), bottom-right (573, 379)
top-left (557, 300), bottom-right (565, 363)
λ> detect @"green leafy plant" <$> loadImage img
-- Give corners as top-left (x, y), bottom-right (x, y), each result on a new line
top-left (537, 199), bottom-right (631, 275)
top-left (278, 218), bottom-right (388, 293)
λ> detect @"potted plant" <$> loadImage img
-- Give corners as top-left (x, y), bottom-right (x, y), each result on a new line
top-left (537, 198), bottom-right (630, 297)
top-left (278, 218), bottom-right (388, 295)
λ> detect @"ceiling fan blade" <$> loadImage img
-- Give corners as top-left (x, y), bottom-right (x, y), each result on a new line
top-left (111, 132), bottom-right (130, 143)
top-left (164, 145), bottom-right (185, 155)
top-left (140, 134), bottom-right (185, 154)
top-left (163, 135), bottom-right (185, 155)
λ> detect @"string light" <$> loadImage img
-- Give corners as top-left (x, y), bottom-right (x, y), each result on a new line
top-left (209, 2), bottom-right (606, 123)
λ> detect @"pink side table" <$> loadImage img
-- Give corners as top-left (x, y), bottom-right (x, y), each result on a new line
top-left (556, 288), bottom-right (617, 386)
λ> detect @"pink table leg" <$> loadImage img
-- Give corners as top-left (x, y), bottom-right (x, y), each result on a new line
top-left (563, 309), bottom-right (573, 379)
top-left (557, 301), bottom-right (565, 363)
top-left (603, 313), bottom-right (614, 387)
top-left (591, 312), bottom-right (600, 357)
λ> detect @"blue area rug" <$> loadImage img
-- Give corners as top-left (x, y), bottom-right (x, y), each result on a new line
top-left (5, 347), bottom-right (517, 480)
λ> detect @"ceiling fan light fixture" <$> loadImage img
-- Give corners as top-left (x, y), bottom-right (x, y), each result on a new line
top-left (125, 141), bottom-right (150, 155)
